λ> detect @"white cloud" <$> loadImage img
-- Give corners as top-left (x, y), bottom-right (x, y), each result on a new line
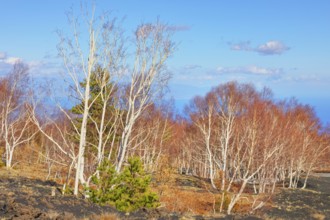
top-left (0, 52), bottom-right (63, 77)
top-left (0, 52), bottom-right (22, 65)
top-left (255, 41), bottom-right (289, 55)
top-left (0, 53), bottom-right (22, 73)
top-left (217, 65), bottom-right (283, 75)
top-left (245, 66), bottom-right (281, 75)
top-left (4, 57), bottom-right (22, 65)
top-left (230, 40), bottom-right (290, 55)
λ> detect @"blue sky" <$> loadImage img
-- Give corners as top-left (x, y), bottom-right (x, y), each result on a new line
top-left (1, 1), bottom-right (329, 124)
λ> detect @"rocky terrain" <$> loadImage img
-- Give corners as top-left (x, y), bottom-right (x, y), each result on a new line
top-left (264, 175), bottom-right (330, 220)
top-left (0, 169), bottom-right (173, 220)
top-left (0, 169), bottom-right (329, 219)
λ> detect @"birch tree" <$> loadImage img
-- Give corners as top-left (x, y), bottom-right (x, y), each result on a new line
top-left (0, 62), bottom-right (37, 168)
top-left (57, 7), bottom-right (126, 195)
top-left (115, 22), bottom-right (175, 172)
top-left (125, 104), bottom-right (172, 172)
top-left (188, 95), bottom-right (217, 188)
top-left (56, 5), bottom-right (174, 194)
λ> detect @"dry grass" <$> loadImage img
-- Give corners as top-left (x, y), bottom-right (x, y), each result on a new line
top-left (153, 173), bottom-right (275, 216)
top-left (158, 185), bottom-right (216, 215)
top-left (12, 162), bottom-right (48, 179)
top-left (92, 213), bottom-right (121, 220)
top-left (311, 213), bottom-right (326, 220)
top-left (153, 173), bottom-right (216, 215)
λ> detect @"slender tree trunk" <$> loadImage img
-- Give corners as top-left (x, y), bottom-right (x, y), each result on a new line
top-left (116, 123), bottom-right (133, 172)
top-left (97, 99), bottom-right (107, 165)
top-left (5, 143), bottom-right (13, 169)
top-left (73, 68), bottom-right (91, 196)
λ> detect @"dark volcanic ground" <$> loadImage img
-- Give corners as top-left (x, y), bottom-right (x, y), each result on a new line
top-left (0, 170), bottom-right (329, 219)
top-left (0, 176), bottom-right (120, 219)
top-left (0, 172), bottom-right (179, 220)
top-left (264, 176), bottom-right (330, 220)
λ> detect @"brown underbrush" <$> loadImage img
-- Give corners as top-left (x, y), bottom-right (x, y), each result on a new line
top-left (153, 173), bottom-right (270, 216)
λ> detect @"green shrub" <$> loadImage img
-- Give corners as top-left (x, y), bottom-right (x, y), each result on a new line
top-left (88, 160), bottom-right (117, 204)
top-left (88, 157), bottom-right (159, 212)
